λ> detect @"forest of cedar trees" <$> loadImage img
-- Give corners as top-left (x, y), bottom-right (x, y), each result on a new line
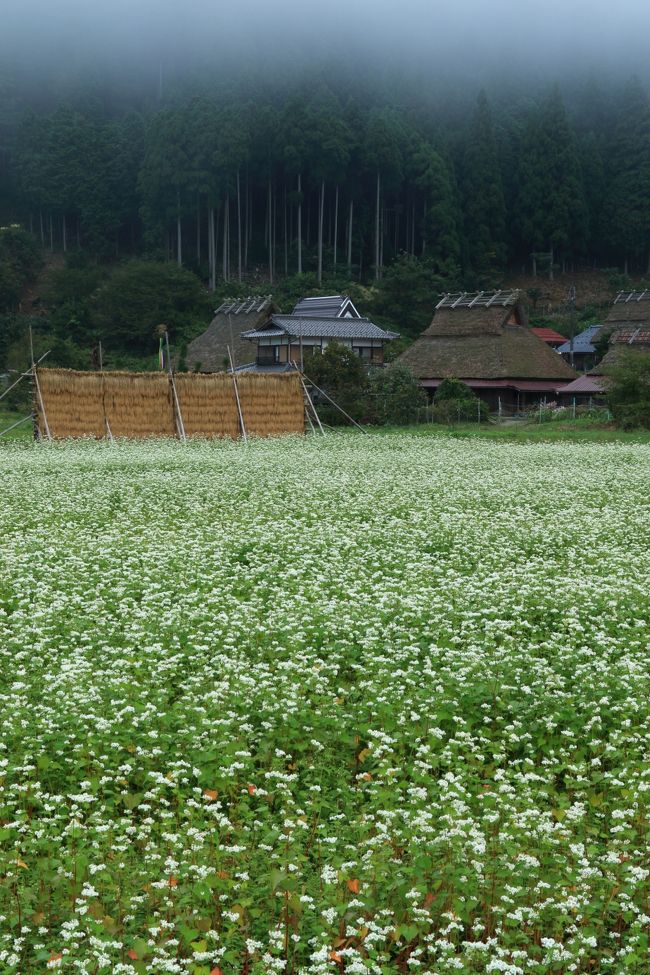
top-left (1, 62), bottom-right (650, 367)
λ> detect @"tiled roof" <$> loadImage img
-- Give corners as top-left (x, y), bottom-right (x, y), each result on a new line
top-left (292, 295), bottom-right (360, 318)
top-left (557, 325), bottom-right (602, 355)
top-left (557, 375), bottom-right (606, 394)
top-left (242, 316), bottom-right (398, 341)
top-left (531, 327), bottom-right (566, 344)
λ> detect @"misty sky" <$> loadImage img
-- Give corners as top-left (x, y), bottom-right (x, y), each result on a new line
top-left (3, 0), bottom-right (649, 83)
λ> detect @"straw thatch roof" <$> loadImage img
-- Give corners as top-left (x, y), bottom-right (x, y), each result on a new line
top-left (186, 295), bottom-right (276, 372)
top-left (594, 292), bottom-right (650, 369)
top-left (398, 289), bottom-right (576, 382)
top-left (606, 290), bottom-right (650, 326)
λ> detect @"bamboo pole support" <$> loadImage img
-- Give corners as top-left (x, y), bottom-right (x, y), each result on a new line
top-left (300, 372), bottom-right (368, 434)
top-left (0, 413), bottom-right (34, 439)
top-left (33, 369), bottom-right (52, 441)
top-left (166, 331), bottom-right (187, 442)
top-left (0, 351), bottom-right (51, 405)
top-left (292, 362), bottom-right (325, 436)
top-left (228, 346), bottom-right (248, 443)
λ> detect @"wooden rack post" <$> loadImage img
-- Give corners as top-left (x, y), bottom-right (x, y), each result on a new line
top-left (166, 331), bottom-right (187, 442)
top-left (228, 346), bottom-right (248, 443)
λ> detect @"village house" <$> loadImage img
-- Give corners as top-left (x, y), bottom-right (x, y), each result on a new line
top-left (240, 315), bottom-right (398, 370)
top-left (185, 296), bottom-right (276, 372)
top-left (557, 325), bottom-right (603, 372)
top-left (398, 289), bottom-right (576, 411)
top-left (557, 291), bottom-right (650, 404)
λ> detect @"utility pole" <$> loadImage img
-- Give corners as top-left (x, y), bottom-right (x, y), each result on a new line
top-left (567, 285), bottom-right (577, 370)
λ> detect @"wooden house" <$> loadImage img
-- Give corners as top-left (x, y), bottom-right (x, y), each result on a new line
top-left (557, 291), bottom-right (650, 404)
top-left (185, 296), bottom-right (276, 372)
top-left (241, 314), bottom-right (399, 370)
top-left (398, 290), bottom-right (576, 410)
top-left (596, 290), bottom-right (650, 368)
top-left (557, 325), bottom-right (603, 372)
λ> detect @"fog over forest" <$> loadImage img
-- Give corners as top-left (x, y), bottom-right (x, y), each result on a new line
top-left (2, 0), bottom-right (650, 372)
top-left (3, 0), bottom-right (650, 88)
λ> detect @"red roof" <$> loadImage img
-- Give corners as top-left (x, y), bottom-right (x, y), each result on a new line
top-left (557, 375), bottom-right (606, 394)
top-left (420, 378), bottom-right (565, 391)
top-left (532, 327), bottom-right (566, 345)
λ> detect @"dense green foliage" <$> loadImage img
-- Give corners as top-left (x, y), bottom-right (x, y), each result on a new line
top-left (368, 363), bottom-right (427, 425)
top-left (1, 434), bottom-right (650, 972)
top-left (3, 69), bottom-right (650, 286)
top-left (606, 351), bottom-right (650, 428)
top-left (432, 377), bottom-right (489, 423)
top-left (0, 226), bottom-right (42, 314)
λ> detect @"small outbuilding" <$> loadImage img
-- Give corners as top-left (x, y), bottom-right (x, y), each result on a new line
top-left (398, 290), bottom-right (577, 411)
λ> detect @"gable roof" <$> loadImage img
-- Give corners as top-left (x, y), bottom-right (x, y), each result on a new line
top-left (242, 315), bottom-right (398, 342)
top-left (557, 374), bottom-right (607, 394)
top-left (292, 295), bottom-right (361, 318)
top-left (185, 295), bottom-right (275, 372)
top-left (557, 325), bottom-right (602, 356)
top-left (398, 290), bottom-right (576, 382)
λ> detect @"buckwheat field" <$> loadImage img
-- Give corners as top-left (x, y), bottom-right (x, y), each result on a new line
top-left (1, 433), bottom-right (650, 975)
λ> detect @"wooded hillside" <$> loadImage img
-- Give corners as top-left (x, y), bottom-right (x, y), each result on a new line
top-left (2, 68), bottom-right (650, 285)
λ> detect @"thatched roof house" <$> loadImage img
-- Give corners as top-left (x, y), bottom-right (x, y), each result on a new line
top-left (398, 289), bottom-right (576, 408)
top-left (185, 296), bottom-right (276, 372)
top-left (557, 291), bottom-right (650, 403)
top-left (597, 291), bottom-right (650, 368)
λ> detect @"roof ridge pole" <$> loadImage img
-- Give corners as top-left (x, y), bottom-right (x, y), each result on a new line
top-left (451, 293), bottom-right (466, 308)
top-left (469, 292), bottom-right (483, 307)
top-left (166, 331), bottom-right (187, 443)
top-left (228, 346), bottom-right (248, 444)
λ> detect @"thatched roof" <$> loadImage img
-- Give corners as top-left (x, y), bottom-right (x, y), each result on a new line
top-left (594, 292), bottom-right (650, 369)
top-left (399, 289), bottom-right (576, 382)
top-left (606, 290), bottom-right (650, 326)
top-left (186, 295), bottom-right (275, 372)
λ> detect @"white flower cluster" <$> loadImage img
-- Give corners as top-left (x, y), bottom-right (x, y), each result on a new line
top-left (0, 432), bottom-right (649, 973)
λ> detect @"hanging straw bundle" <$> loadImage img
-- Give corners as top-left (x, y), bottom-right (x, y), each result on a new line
top-left (103, 372), bottom-right (175, 438)
top-left (35, 369), bottom-right (105, 439)
top-left (237, 373), bottom-right (304, 437)
top-left (34, 368), bottom-right (303, 440)
top-left (174, 373), bottom-right (241, 439)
